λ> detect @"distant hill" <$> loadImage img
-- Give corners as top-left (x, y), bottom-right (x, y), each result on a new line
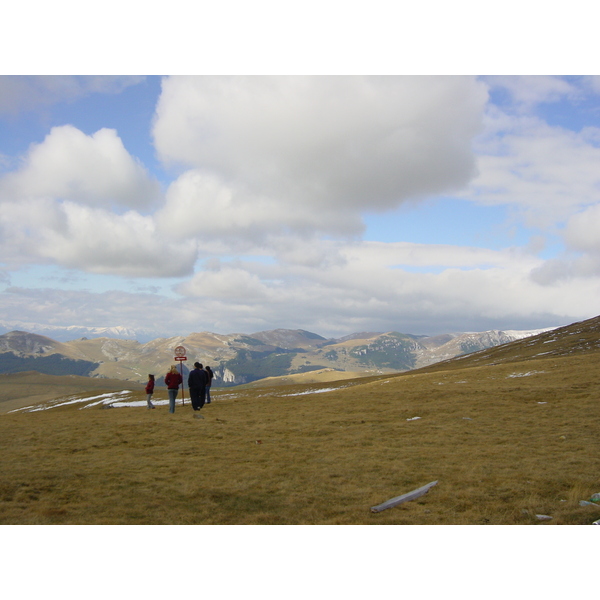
top-left (0, 331), bottom-right (100, 377)
top-left (0, 323), bottom-right (561, 386)
top-left (414, 315), bottom-right (600, 373)
top-left (248, 329), bottom-right (328, 349)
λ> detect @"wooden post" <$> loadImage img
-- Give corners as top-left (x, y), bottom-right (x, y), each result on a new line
top-left (180, 361), bottom-right (185, 406)
top-left (370, 481), bottom-right (438, 513)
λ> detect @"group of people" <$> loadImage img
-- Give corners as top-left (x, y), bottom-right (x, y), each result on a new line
top-left (145, 363), bottom-right (214, 414)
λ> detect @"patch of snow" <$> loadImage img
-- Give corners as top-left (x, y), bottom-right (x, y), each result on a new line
top-left (507, 371), bottom-right (545, 378)
top-left (282, 386), bottom-right (345, 397)
top-left (406, 416), bottom-right (422, 421)
top-left (502, 327), bottom-right (558, 339)
top-left (10, 390), bottom-right (133, 412)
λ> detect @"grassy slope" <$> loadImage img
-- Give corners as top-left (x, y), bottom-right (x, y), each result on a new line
top-left (0, 372), bottom-right (139, 414)
top-left (1, 322), bottom-right (599, 524)
top-left (236, 368), bottom-right (371, 388)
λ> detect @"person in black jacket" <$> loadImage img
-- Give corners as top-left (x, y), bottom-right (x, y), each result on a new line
top-left (188, 362), bottom-right (209, 412)
top-left (205, 366), bottom-right (214, 404)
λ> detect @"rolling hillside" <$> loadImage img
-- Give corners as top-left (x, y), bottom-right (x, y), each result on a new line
top-left (1, 315), bottom-right (599, 525)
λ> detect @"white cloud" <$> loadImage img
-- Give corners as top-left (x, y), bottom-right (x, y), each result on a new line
top-left (0, 124), bottom-right (187, 277)
top-left (564, 203), bottom-right (600, 255)
top-left (153, 76), bottom-right (488, 213)
top-left (583, 76), bottom-right (600, 95)
top-left (0, 76), bottom-right (144, 115)
top-left (0, 125), bottom-right (161, 209)
top-left (1, 235), bottom-right (595, 338)
top-left (39, 202), bottom-right (197, 277)
top-left (178, 267), bottom-right (272, 302)
top-left (486, 76), bottom-right (580, 110)
top-left (531, 203), bottom-right (600, 284)
top-left (464, 110), bottom-right (600, 227)
top-left (0, 199), bottom-right (197, 277)
top-left (168, 239), bottom-right (594, 336)
top-left (157, 170), bottom-right (364, 245)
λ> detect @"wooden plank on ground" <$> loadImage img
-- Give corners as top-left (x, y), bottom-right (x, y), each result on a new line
top-left (370, 480), bottom-right (439, 513)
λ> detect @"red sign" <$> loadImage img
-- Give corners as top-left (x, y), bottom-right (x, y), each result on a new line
top-left (174, 356), bottom-right (187, 361)
top-left (174, 345), bottom-right (186, 357)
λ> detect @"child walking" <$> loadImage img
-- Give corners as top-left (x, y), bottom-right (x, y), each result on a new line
top-left (145, 374), bottom-right (155, 409)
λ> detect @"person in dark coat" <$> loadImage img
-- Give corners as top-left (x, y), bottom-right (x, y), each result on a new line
top-left (205, 366), bottom-right (214, 404)
top-left (188, 362), bottom-right (209, 412)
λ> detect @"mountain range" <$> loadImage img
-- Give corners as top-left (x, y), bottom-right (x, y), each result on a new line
top-left (0, 320), bottom-right (151, 342)
top-left (0, 325), bottom-right (556, 386)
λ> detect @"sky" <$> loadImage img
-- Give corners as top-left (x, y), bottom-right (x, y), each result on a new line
top-left (0, 3), bottom-right (599, 342)
top-left (1, 73), bottom-right (599, 340)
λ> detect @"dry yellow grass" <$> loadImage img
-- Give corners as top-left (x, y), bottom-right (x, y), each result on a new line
top-left (237, 368), bottom-right (372, 388)
top-left (1, 331), bottom-right (599, 524)
top-left (0, 371), bottom-right (139, 413)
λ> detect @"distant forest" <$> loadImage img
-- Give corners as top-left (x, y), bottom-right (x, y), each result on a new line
top-left (0, 353), bottom-right (99, 376)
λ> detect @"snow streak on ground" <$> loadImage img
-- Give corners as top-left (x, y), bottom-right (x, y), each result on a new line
top-left (10, 381), bottom-right (360, 412)
top-left (10, 390), bottom-right (137, 413)
top-left (281, 386), bottom-right (349, 397)
top-left (506, 371), bottom-right (545, 378)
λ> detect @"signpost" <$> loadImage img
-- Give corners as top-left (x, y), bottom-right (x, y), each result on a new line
top-left (174, 346), bottom-right (187, 405)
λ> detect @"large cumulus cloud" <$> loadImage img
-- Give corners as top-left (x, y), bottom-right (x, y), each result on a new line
top-left (0, 124), bottom-right (193, 276)
top-left (153, 76), bottom-right (489, 239)
top-left (0, 198), bottom-right (197, 276)
top-left (0, 125), bottom-right (161, 208)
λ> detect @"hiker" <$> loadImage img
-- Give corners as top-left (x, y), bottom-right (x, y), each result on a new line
top-left (188, 362), bottom-right (209, 412)
top-left (145, 374), bottom-right (155, 409)
top-left (164, 365), bottom-right (183, 414)
top-left (205, 366), bottom-right (214, 404)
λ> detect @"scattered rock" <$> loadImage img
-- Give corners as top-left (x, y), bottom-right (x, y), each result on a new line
top-left (536, 514), bottom-right (553, 521)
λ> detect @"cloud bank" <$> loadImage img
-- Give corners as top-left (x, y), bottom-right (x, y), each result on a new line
top-left (0, 75), bottom-right (599, 338)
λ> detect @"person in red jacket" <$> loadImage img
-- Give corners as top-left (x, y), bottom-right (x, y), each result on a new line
top-left (145, 374), bottom-right (155, 409)
top-left (164, 365), bottom-right (183, 414)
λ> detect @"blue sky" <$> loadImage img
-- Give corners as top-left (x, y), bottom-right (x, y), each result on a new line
top-left (1, 74), bottom-right (599, 340)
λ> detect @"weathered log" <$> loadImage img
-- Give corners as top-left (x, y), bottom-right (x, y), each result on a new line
top-left (370, 480), bottom-right (439, 513)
